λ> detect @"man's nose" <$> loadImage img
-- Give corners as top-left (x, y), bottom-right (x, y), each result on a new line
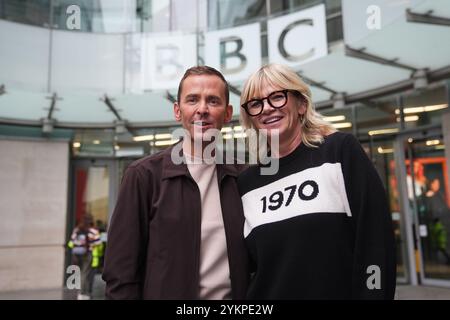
top-left (197, 100), bottom-right (209, 115)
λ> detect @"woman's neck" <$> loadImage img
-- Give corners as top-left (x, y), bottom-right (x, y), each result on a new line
top-left (270, 128), bottom-right (303, 158)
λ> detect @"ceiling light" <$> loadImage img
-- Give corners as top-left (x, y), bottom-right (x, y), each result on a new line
top-left (155, 140), bottom-right (178, 146)
top-left (93, 140), bottom-right (100, 144)
top-left (396, 115), bottom-right (419, 122)
top-left (395, 104), bottom-right (447, 115)
top-left (333, 122), bottom-right (352, 129)
top-left (424, 104), bottom-right (448, 112)
top-left (426, 139), bottom-right (440, 146)
top-left (155, 133), bottom-right (172, 140)
top-left (377, 147), bottom-right (394, 154)
top-left (73, 142), bottom-right (81, 148)
top-left (368, 128), bottom-right (399, 136)
top-left (133, 134), bottom-right (154, 141)
top-left (323, 115), bottom-right (346, 122)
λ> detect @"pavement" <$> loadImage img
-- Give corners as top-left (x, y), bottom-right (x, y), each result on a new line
top-left (1, 278), bottom-right (450, 300)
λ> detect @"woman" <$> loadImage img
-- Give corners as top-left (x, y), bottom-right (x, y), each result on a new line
top-left (237, 63), bottom-right (396, 299)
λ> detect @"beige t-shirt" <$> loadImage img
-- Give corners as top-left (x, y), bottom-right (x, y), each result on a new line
top-left (184, 144), bottom-right (232, 300)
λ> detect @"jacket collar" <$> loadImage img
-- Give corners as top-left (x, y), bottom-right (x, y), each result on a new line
top-left (161, 140), bottom-right (239, 180)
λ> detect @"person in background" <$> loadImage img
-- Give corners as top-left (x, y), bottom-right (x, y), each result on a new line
top-left (426, 178), bottom-right (450, 265)
top-left (95, 219), bottom-right (107, 272)
top-left (68, 213), bottom-right (102, 300)
top-left (237, 63), bottom-right (396, 299)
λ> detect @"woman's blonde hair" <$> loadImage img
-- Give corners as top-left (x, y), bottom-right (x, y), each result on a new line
top-left (240, 63), bottom-right (336, 148)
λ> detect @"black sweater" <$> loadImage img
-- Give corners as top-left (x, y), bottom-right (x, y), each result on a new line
top-left (238, 132), bottom-right (396, 299)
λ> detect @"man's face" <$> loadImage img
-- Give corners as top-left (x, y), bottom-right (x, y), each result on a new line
top-left (174, 74), bottom-right (232, 144)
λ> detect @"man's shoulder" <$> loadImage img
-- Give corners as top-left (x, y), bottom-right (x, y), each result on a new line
top-left (127, 148), bottom-right (170, 172)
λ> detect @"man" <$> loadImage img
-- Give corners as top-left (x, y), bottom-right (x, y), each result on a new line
top-left (102, 66), bottom-right (249, 299)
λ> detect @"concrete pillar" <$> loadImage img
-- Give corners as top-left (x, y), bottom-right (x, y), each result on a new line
top-left (0, 139), bottom-right (69, 292)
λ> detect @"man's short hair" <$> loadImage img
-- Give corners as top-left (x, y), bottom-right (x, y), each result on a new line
top-left (177, 65), bottom-right (230, 105)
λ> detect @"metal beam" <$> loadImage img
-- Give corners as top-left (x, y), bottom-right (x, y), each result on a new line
top-left (166, 91), bottom-right (176, 103)
top-left (101, 94), bottom-right (141, 136)
top-left (2, 65), bottom-right (449, 129)
top-left (45, 93), bottom-right (61, 119)
top-left (102, 94), bottom-right (123, 121)
top-left (316, 63), bottom-right (450, 110)
top-left (297, 73), bottom-right (338, 94)
top-left (406, 9), bottom-right (450, 27)
top-left (229, 84), bottom-right (241, 96)
top-left (345, 45), bottom-right (417, 72)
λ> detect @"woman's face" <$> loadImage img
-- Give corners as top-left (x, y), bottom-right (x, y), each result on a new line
top-left (247, 82), bottom-right (305, 142)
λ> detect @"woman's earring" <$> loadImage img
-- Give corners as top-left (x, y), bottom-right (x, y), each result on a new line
top-left (300, 114), bottom-right (305, 124)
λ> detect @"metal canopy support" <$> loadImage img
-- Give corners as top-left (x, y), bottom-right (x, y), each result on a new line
top-left (42, 92), bottom-right (61, 133)
top-left (166, 91), bottom-right (176, 103)
top-left (102, 94), bottom-right (123, 121)
top-left (345, 45), bottom-right (417, 72)
top-left (406, 9), bottom-right (450, 27)
top-left (229, 84), bottom-right (241, 96)
top-left (45, 92), bottom-right (61, 119)
top-left (165, 90), bottom-right (177, 103)
top-left (297, 73), bottom-right (347, 108)
top-left (101, 94), bottom-right (138, 136)
top-left (297, 73), bottom-right (338, 95)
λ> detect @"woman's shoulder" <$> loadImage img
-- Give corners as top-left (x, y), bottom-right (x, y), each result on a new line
top-left (323, 131), bottom-right (356, 146)
top-left (236, 164), bottom-right (263, 195)
top-left (238, 164), bottom-right (260, 182)
top-left (311, 131), bottom-right (364, 164)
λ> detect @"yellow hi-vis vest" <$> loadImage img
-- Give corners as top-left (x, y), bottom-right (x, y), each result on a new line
top-left (91, 243), bottom-right (104, 268)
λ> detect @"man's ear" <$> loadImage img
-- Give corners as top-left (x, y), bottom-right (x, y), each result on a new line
top-left (224, 104), bottom-right (233, 123)
top-left (174, 102), bottom-right (181, 122)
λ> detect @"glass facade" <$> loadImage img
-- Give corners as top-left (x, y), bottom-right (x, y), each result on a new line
top-left (0, 0), bottom-right (342, 35)
top-left (1, 0), bottom-right (450, 293)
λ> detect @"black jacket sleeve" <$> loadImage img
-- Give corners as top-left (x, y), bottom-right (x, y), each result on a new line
top-left (102, 165), bottom-right (150, 299)
top-left (341, 134), bottom-right (396, 299)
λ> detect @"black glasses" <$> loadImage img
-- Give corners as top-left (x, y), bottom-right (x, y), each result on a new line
top-left (241, 89), bottom-right (294, 117)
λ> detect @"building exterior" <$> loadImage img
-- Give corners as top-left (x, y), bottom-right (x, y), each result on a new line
top-left (0, 0), bottom-right (450, 293)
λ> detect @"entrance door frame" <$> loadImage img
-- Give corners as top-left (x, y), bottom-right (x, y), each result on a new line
top-left (394, 126), bottom-right (450, 287)
top-left (65, 157), bottom-right (119, 275)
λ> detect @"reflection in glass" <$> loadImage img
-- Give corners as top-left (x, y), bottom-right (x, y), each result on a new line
top-left (0, 0), bottom-right (50, 27)
top-left (74, 166), bottom-right (109, 226)
top-left (365, 140), bottom-right (406, 278)
top-left (208, 0), bottom-right (267, 29)
top-left (408, 138), bottom-right (450, 280)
